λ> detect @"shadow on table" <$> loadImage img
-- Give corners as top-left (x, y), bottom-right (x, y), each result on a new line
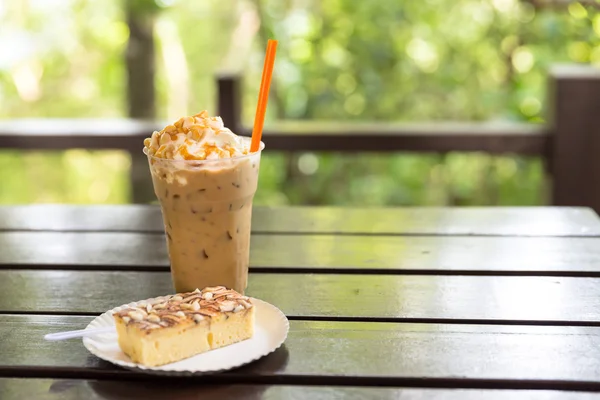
top-left (86, 382), bottom-right (269, 400)
top-left (49, 345), bottom-right (290, 400)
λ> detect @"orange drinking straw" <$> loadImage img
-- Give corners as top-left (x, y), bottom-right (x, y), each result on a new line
top-left (250, 39), bottom-right (278, 152)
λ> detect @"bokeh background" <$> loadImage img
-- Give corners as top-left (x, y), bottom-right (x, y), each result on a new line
top-left (1, 0), bottom-right (596, 206)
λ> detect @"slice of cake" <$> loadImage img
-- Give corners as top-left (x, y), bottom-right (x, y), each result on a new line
top-left (112, 286), bottom-right (254, 367)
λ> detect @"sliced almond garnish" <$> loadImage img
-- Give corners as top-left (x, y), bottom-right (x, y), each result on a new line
top-left (239, 300), bottom-right (252, 309)
top-left (213, 293), bottom-right (229, 301)
top-left (233, 305), bottom-right (244, 313)
top-left (147, 315), bottom-right (160, 323)
top-left (203, 286), bottom-right (221, 292)
top-left (192, 301), bottom-right (200, 311)
top-left (128, 311), bottom-right (144, 321)
top-left (182, 294), bottom-right (201, 303)
top-left (161, 315), bottom-right (180, 324)
top-left (219, 300), bottom-right (236, 312)
top-left (193, 314), bottom-right (205, 323)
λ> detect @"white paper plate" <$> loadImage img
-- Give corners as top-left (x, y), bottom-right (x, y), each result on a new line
top-left (82, 296), bottom-right (289, 376)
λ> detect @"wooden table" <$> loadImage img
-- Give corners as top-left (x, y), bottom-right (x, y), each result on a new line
top-left (1, 204), bottom-right (600, 399)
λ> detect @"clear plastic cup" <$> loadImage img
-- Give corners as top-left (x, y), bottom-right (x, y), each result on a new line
top-left (144, 138), bottom-right (264, 294)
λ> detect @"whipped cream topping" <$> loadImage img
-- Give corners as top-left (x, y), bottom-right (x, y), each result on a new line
top-left (144, 110), bottom-right (250, 161)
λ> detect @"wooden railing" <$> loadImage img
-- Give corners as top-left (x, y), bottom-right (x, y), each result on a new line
top-left (1, 64), bottom-right (599, 213)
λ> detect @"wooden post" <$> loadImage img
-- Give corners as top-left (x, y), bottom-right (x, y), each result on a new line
top-left (549, 64), bottom-right (600, 215)
top-left (217, 74), bottom-right (243, 134)
top-left (125, 2), bottom-right (157, 204)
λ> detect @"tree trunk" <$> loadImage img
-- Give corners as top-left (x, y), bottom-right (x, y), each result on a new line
top-left (125, 1), bottom-right (157, 203)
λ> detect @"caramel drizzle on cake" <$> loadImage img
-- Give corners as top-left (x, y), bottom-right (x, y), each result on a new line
top-left (113, 286), bottom-right (253, 331)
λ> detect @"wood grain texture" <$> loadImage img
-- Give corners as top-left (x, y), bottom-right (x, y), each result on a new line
top-left (1, 270), bottom-right (598, 324)
top-left (0, 205), bottom-right (598, 236)
top-left (2, 232), bottom-right (600, 276)
top-left (0, 378), bottom-right (597, 400)
top-left (3, 316), bottom-right (600, 391)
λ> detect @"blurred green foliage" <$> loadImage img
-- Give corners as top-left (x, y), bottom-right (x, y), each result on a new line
top-left (0, 0), bottom-right (593, 206)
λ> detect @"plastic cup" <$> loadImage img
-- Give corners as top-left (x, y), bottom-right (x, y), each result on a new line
top-left (144, 138), bottom-right (264, 294)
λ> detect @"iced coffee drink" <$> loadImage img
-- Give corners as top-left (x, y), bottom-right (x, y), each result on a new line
top-left (143, 111), bottom-right (263, 294)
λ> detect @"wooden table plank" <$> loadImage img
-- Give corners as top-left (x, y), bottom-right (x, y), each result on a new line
top-left (1, 270), bottom-right (598, 324)
top-left (2, 232), bottom-right (600, 275)
top-left (0, 205), bottom-right (598, 236)
top-left (0, 378), bottom-right (597, 400)
top-left (3, 315), bottom-right (600, 391)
